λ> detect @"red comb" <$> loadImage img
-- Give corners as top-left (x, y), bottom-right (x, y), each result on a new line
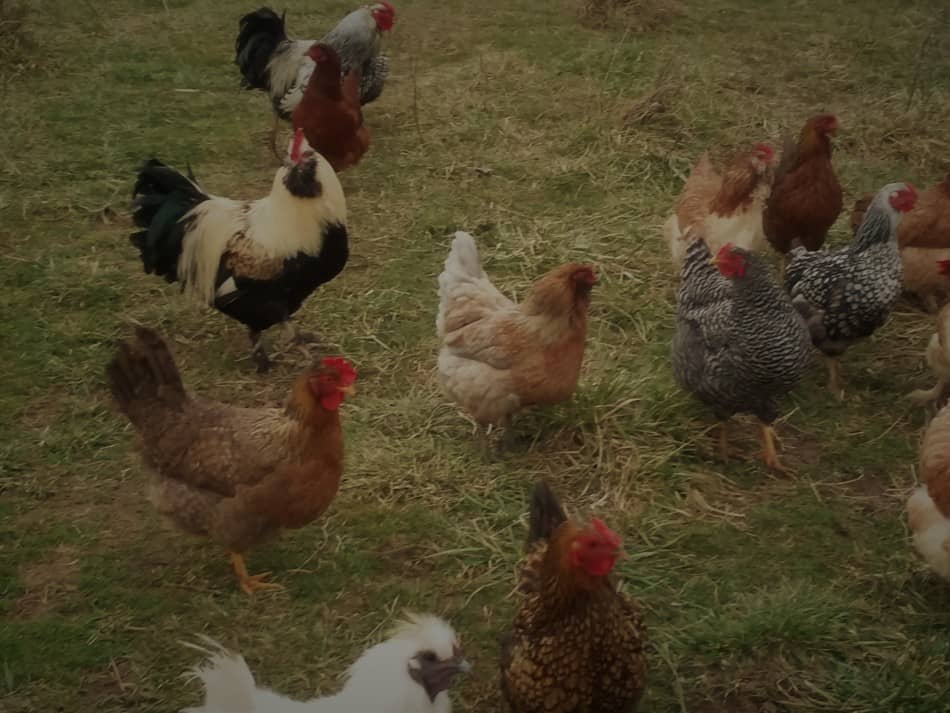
top-left (590, 518), bottom-right (621, 548)
top-left (321, 357), bottom-right (356, 386)
top-left (290, 129), bottom-right (304, 163)
top-left (753, 143), bottom-right (774, 161)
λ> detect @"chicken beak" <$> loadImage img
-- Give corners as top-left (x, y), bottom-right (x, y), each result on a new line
top-left (338, 385), bottom-right (356, 397)
top-left (707, 256), bottom-right (719, 267)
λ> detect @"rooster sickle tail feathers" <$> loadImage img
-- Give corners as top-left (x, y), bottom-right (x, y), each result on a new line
top-left (235, 7), bottom-right (288, 91)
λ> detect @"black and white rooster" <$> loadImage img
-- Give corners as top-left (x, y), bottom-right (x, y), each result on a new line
top-left (785, 181), bottom-right (917, 397)
top-left (130, 129), bottom-right (348, 371)
top-left (236, 3), bottom-right (395, 150)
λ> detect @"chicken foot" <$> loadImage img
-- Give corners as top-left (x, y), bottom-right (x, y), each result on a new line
top-left (759, 423), bottom-right (790, 474)
top-left (229, 552), bottom-right (282, 595)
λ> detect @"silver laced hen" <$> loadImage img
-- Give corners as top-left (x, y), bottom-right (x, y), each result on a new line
top-left (672, 239), bottom-right (812, 471)
top-left (785, 182), bottom-right (917, 398)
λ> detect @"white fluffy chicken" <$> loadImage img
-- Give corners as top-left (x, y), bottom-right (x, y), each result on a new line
top-left (183, 614), bottom-right (470, 713)
top-left (909, 404), bottom-right (950, 581)
top-left (130, 129), bottom-right (348, 371)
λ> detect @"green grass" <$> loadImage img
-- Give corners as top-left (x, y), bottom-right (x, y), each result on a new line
top-left (2, 0), bottom-right (950, 711)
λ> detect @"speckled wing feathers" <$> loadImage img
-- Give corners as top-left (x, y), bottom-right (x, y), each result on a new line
top-left (502, 539), bottom-right (647, 713)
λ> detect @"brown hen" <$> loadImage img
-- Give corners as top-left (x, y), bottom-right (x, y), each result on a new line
top-left (291, 43), bottom-right (370, 172)
top-left (106, 327), bottom-right (355, 594)
top-left (764, 114), bottom-right (842, 266)
top-left (500, 482), bottom-right (647, 713)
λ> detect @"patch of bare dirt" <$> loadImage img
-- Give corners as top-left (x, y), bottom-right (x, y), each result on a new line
top-left (14, 544), bottom-right (80, 618)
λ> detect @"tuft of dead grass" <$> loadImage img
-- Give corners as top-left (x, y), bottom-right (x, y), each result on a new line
top-left (578, 0), bottom-right (686, 33)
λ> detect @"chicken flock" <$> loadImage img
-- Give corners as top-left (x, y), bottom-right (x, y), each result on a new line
top-left (78, 2), bottom-right (950, 711)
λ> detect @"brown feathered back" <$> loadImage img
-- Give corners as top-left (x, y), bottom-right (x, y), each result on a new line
top-left (894, 174), bottom-right (950, 249)
top-left (709, 148), bottom-right (768, 216)
top-left (674, 152), bottom-right (721, 232)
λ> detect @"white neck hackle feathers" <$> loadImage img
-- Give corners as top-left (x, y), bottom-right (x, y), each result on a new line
top-left (176, 156), bottom-right (346, 307)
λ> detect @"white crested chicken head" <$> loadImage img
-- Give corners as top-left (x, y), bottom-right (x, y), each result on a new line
top-left (340, 613), bottom-right (470, 712)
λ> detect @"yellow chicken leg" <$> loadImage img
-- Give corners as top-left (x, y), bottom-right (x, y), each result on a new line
top-left (759, 423), bottom-right (790, 473)
top-left (229, 552), bottom-right (282, 595)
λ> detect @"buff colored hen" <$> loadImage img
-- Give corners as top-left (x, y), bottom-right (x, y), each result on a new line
top-left (436, 231), bottom-right (595, 443)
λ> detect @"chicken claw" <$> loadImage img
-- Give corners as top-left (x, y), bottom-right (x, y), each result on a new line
top-left (230, 552), bottom-right (283, 595)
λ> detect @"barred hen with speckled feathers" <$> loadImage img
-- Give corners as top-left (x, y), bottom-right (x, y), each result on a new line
top-left (672, 239), bottom-right (811, 471)
top-left (785, 182), bottom-right (917, 396)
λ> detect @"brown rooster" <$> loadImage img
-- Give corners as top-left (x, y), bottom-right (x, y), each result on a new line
top-left (500, 482), bottom-right (647, 713)
top-left (291, 43), bottom-right (370, 172)
top-left (764, 114), bottom-right (842, 270)
top-left (436, 231), bottom-right (595, 445)
top-left (665, 143), bottom-right (775, 266)
top-left (106, 327), bottom-right (356, 594)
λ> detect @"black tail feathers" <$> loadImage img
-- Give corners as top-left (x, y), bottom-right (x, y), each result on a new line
top-left (527, 481), bottom-right (568, 547)
top-left (235, 7), bottom-right (287, 91)
top-left (130, 159), bottom-right (207, 283)
top-left (106, 326), bottom-right (187, 418)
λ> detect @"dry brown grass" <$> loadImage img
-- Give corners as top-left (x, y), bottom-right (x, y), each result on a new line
top-left (578, 0), bottom-right (686, 33)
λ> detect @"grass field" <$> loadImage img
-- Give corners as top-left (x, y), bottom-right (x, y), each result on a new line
top-left (3, 0), bottom-right (950, 711)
